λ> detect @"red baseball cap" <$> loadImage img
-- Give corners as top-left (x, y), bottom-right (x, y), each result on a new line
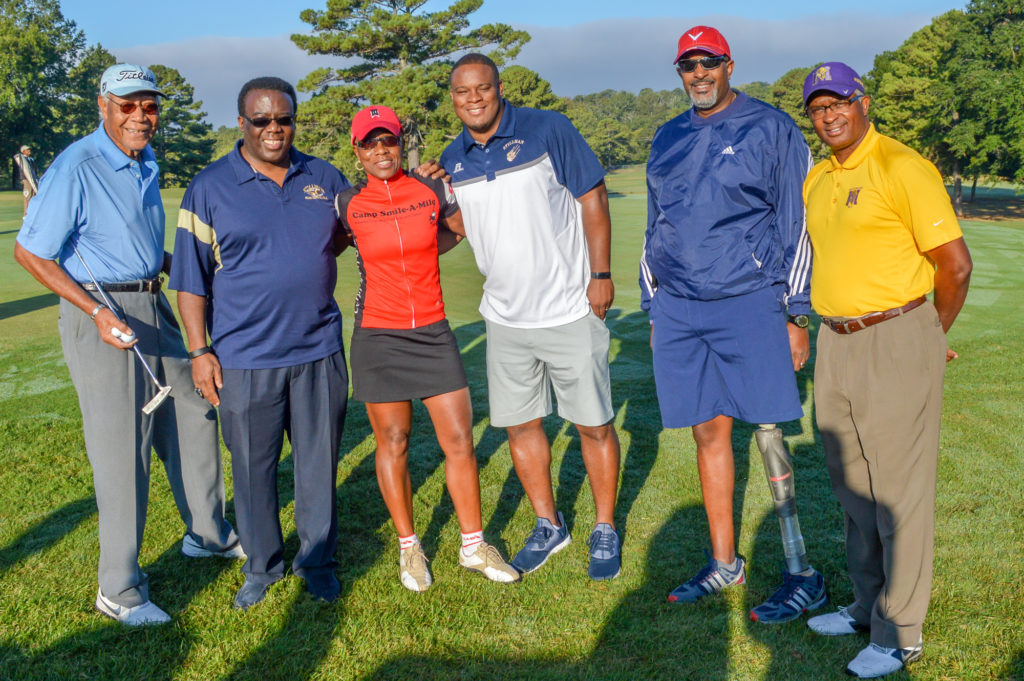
top-left (674, 26), bottom-right (731, 63)
top-left (350, 105), bottom-right (402, 145)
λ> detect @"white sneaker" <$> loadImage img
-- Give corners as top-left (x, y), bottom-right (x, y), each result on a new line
top-left (399, 542), bottom-right (433, 592)
top-left (181, 534), bottom-right (246, 559)
top-left (846, 641), bottom-right (923, 678)
top-left (459, 541), bottom-right (520, 583)
top-left (807, 605), bottom-right (869, 636)
top-left (95, 589), bottom-right (170, 626)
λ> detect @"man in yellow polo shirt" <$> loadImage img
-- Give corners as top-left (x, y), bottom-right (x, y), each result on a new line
top-left (800, 62), bottom-right (972, 679)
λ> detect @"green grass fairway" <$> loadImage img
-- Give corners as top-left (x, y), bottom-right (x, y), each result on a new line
top-left (1, 170), bottom-right (1022, 681)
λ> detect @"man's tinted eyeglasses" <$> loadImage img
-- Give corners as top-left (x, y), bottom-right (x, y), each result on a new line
top-left (676, 56), bottom-right (730, 73)
top-left (357, 134), bottom-right (401, 150)
top-left (243, 115), bottom-right (295, 128)
top-left (806, 95), bottom-right (864, 121)
top-left (107, 96), bottom-right (159, 116)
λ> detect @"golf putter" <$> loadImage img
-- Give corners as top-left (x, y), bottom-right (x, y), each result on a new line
top-left (71, 246), bottom-right (171, 414)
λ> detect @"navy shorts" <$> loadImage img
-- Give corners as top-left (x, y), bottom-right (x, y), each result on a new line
top-left (650, 286), bottom-right (803, 428)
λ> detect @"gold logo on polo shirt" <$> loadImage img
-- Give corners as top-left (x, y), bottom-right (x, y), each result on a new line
top-left (303, 184), bottom-right (328, 200)
top-left (503, 138), bottom-right (525, 163)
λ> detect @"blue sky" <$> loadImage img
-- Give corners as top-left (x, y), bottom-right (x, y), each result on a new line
top-left (59, 0), bottom-right (966, 127)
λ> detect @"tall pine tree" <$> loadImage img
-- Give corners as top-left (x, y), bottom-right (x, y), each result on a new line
top-left (291, 0), bottom-right (528, 173)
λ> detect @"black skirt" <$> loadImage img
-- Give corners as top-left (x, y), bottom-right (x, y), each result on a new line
top-left (350, 319), bottom-right (469, 402)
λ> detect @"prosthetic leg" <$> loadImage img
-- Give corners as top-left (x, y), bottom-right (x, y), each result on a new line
top-left (755, 425), bottom-right (809, 574)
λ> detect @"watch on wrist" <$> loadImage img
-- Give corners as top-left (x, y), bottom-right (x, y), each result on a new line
top-left (788, 314), bottom-right (810, 328)
top-left (590, 271), bottom-right (612, 280)
top-left (188, 346), bottom-right (214, 359)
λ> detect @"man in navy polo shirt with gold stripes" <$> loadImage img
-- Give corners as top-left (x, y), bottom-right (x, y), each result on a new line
top-left (170, 77), bottom-right (351, 610)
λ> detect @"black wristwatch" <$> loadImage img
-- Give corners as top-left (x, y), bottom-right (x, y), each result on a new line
top-left (188, 345), bottom-right (214, 359)
top-left (787, 314), bottom-right (810, 328)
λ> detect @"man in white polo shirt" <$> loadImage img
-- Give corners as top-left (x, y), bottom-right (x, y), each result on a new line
top-left (439, 53), bottom-right (622, 580)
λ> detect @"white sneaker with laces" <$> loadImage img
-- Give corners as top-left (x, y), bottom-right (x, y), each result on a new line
top-left (459, 541), bottom-right (520, 583)
top-left (399, 542), bottom-right (433, 592)
top-left (181, 533), bottom-right (246, 559)
top-left (846, 640), bottom-right (923, 678)
top-left (95, 589), bottom-right (170, 626)
top-left (807, 605), bottom-right (869, 636)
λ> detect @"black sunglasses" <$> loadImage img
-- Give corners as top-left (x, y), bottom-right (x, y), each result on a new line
top-left (107, 95), bottom-right (159, 115)
top-left (357, 134), bottom-right (401, 150)
top-left (676, 56), bottom-right (730, 73)
top-left (243, 115), bottom-right (295, 128)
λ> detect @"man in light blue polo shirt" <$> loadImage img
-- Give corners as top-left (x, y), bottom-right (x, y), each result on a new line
top-left (171, 76), bottom-right (351, 610)
top-left (14, 64), bottom-right (242, 627)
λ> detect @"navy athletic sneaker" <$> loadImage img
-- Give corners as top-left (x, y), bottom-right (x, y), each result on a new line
top-left (586, 523), bottom-right (621, 581)
top-left (749, 568), bottom-right (827, 624)
top-left (667, 553), bottom-right (745, 603)
top-left (511, 512), bottom-right (571, 574)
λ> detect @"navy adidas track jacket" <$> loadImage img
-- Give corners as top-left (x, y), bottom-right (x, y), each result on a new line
top-left (640, 92), bottom-right (812, 316)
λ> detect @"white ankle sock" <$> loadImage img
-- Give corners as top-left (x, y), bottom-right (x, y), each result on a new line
top-left (461, 530), bottom-right (483, 556)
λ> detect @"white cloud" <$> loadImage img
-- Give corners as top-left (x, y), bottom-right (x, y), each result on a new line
top-left (109, 12), bottom-right (940, 127)
top-left (513, 13), bottom-right (939, 94)
top-left (114, 36), bottom-right (348, 128)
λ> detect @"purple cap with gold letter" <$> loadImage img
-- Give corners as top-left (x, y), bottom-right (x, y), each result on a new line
top-left (803, 62), bottom-right (865, 105)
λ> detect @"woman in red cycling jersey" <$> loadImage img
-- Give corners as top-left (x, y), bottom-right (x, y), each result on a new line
top-left (335, 105), bottom-right (518, 591)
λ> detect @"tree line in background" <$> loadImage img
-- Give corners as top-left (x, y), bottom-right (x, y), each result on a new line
top-left (1, 0), bottom-right (213, 189)
top-left (3, 0), bottom-right (1020, 216)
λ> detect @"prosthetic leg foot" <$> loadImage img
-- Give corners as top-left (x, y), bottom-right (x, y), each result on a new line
top-left (755, 425), bottom-right (808, 574)
top-left (749, 425), bottom-right (828, 624)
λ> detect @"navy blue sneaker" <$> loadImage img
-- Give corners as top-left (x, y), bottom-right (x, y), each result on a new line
top-left (587, 523), bottom-right (621, 581)
top-left (667, 553), bottom-right (745, 603)
top-left (511, 511), bottom-right (571, 574)
top-left (749, 568), bottom-right (827, 624)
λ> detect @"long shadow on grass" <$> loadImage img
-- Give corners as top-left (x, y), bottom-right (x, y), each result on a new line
top-left (0, 529), bottom-right (240, 679)
top-left (363, 505), bottom-right (731, 681)
top-left (0, 293), bottom-right (58, 320)
top-left (0, 497), bottom-right (95, 575)
top-left (1002, 650), bottom-right (1024, 680)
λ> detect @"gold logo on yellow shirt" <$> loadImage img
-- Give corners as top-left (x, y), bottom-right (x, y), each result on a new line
top-left (303, 184), bottom-right (328, 200)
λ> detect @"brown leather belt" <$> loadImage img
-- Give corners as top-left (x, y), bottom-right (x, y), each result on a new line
top-left (82, 277), bottom-right (162, 294)
top-left (822, 296), bottom-right (926, 334)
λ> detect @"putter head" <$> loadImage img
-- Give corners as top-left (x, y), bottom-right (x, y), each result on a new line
top-left (142, 385), bottom-right (172, 415)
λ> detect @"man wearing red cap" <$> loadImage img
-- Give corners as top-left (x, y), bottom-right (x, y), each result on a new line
top-left (641, 26), bottom-right (825, 623)
top-left (801, 62), bottom-right (972, 679)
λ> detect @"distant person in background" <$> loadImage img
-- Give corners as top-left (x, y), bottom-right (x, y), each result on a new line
top-left (14, 63), bottom-right (242, 628)
top-left (171, 76), bottom-right (350, 611)
top-left (641, 25), bottom-right (826, 623)
top-left (14, 145), bottom-right (38, 216)
top-left (336, 105), bottom-right (519, 592)
top-left (802, 62), bottom-right (972, 679)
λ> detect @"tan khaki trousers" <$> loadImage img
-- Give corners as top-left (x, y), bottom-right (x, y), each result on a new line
top-left (814, 301), bottom-right (947, 649)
